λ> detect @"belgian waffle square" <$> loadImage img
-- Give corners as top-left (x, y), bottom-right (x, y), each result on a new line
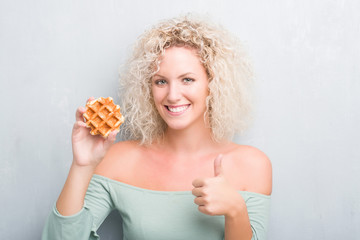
top-left (83, 97), bottom-right (124, 137)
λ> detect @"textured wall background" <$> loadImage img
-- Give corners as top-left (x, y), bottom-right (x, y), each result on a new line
top-left (1, 0), bottom-right (359, 239)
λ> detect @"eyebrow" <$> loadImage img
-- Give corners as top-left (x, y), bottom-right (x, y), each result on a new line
top-left (153, 72), bottom-right (196, 79)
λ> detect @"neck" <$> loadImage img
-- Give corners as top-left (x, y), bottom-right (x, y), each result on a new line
top-left (160, 125), bottom-right (223, 156)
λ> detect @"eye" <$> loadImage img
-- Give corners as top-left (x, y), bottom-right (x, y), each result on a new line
top-left (183, 78), bottom-right (194, 84)
top-left (154, 79), bottom-right (167, 85)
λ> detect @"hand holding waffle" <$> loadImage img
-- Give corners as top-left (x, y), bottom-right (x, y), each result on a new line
top-left (71, 97), bottom-right (124, 168)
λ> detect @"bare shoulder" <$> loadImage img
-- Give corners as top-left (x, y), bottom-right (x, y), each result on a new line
top-left (227, 144), bottom-right (272, 195)
top-left (94, 140), bottom-right (142, 179)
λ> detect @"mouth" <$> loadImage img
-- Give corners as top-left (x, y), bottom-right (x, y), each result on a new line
top-left (164, 104), bottom-right (190, 115)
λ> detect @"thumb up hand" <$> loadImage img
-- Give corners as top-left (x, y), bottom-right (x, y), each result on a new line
top-left (192, 154), bottom-right (243, 217)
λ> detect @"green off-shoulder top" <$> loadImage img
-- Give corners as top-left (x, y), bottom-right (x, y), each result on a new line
top-left (42, 174), bottom-right (271, 240)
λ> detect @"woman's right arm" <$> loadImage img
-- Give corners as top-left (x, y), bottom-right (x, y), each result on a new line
top-left (42, 97), bottom-right (119, 239)
top-left (55, 162), bottom-right (98, 216)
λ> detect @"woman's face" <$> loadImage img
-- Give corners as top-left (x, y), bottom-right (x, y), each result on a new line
top-left (151, 46), bottom-right (209, 131)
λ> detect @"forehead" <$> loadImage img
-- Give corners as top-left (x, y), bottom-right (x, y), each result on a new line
top-left (156, 46), bottom-right (204, 74)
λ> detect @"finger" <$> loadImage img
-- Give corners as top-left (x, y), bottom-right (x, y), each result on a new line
top-left (192, 187), bottom-right (204, 197)
top-left (76, 107), bottom-right (87, 121)
top-left (104, 130), bottom-right (117, 143)
top-left (103, 130), bottom-right (118, 150)
top-left (214, 154), bottom-right (223, 177)
top-left (72, 121), bottom-right (88, 135)
top-left (73, 120), bottom-right (87, 129)
top-left (108, 130), bottom-right (119, 141)
top-left (77, 120), bottom-right (87, 128)
top-left (192, 178), bottom-right (206, 188)
top-left (198, 206), bottom-right (207, 215)
top-left (194, 197), bottom-right (206, 206)
top-left (198, 206), bottom-right (216, 216)
top-left (86, 96), bottom-right (95, 104)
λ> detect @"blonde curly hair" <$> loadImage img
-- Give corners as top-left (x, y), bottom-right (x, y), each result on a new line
top-left (119, 14), bottom-right (254, 145)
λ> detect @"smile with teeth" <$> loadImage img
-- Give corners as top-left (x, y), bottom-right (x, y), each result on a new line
top-left (166, 105), bottom-right (190, 113)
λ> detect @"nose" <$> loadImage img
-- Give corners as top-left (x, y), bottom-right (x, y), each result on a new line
top-left (166, 82), bottom-right (181, 103)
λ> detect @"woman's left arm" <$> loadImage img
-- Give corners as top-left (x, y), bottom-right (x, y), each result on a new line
top-left (224, 195), bottom-right (253, 240)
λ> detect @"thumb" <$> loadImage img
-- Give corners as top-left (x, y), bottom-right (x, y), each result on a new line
top-left (103, 130), bottom-right (118, 150)
top-left (214, 154), bottom-right (223, 177)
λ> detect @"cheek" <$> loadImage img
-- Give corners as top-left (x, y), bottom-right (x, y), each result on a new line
top-left (199, 89), bottom-right (210, 111)
top-left (194, 85), bottom-right (209, 103)
top-left (151, 88), bottom-right (164, 106)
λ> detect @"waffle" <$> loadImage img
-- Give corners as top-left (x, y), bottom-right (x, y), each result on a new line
top-left (83, 97), bottom-right (124, 137)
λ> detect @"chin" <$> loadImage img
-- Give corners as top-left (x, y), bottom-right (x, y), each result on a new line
top-left (165, 122), bottom-right (189, 131)
top-left (165, 118), bottom-right (205, 132)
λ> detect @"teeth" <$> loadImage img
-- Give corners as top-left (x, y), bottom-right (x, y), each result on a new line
top-left (168, 105), bottom-right (189, 113)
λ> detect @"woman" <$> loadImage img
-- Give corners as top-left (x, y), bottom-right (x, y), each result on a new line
top-left (42, 14), bottom-right (272, 240)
